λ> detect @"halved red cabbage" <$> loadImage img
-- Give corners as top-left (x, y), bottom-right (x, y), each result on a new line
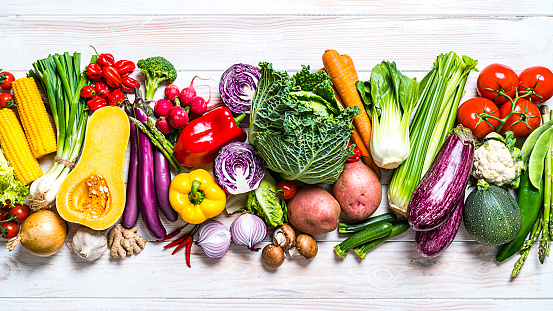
top-left (214, 142), bottom-right (265, 194)
top-left (219, 63), bottom-right (260, 114)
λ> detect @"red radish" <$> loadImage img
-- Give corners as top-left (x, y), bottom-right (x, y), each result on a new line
top-left (190, 87), bottom-right (211, 116)
top-left (165, 84), bottom-right (180, 102)
top-left (154, 99), bottom-right (173, 118)
top-left (167, 106), bottom-right (189, 129)
top-left (156, 117), bottom-right (174, 134)
top-left (179, 76), bottom-right (198, 106)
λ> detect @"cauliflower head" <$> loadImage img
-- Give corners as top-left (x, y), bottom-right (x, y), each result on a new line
top-left (471, 133), bottom-right (523, 188)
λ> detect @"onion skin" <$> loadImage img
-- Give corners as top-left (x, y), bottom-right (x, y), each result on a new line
top-left (196, 220), bottom-right (231, 259)
top-left (230, 213), bottom-right (267, 251)
top-left (20, 210), bottom-right (67, 257)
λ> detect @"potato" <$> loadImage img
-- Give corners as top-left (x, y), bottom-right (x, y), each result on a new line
top-left (333, 161), bottom-right (382, 220)
top-left (287, 185), bottom-right (340, 235)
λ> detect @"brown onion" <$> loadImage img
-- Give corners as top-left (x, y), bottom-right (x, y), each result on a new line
top-left (13, 210), bottom-right (67, 257)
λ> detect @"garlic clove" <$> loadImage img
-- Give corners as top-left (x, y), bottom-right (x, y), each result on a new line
top-left (72, 226), bottom-right (108, 261)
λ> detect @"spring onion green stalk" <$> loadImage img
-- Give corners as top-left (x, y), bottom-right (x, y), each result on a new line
top-left (361, 61), bottom-right (419, 169)
top-left (27, 52), bottom-right (90, 211)
top-left (387, 52), bottom-right (478, 215)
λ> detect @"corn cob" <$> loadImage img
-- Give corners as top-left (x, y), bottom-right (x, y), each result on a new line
top-left (0, 108), bottom-right (43, 184)
top-left (12, 77), bottom-right (57, 158)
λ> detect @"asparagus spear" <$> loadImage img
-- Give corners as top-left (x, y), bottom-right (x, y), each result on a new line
top-left (512, 214), bottom-right (542, 277)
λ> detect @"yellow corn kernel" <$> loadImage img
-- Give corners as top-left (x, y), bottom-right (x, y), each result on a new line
top-left (12, 77), bottom-right (57, 159)
top-left (0, 108), bottom-right (43, 184)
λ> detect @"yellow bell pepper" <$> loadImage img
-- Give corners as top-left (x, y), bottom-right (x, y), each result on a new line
top-left (168, 169), bottom-right (226, 224)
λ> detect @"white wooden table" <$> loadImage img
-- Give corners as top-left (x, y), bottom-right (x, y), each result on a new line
top-left (1, 1), bottom-right (553, 309)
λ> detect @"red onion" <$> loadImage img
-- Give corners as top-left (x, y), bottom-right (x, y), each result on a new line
top-left (196, 220), bottom-right (231, 259)
top-left (230, 213), bottom-right (267, 251)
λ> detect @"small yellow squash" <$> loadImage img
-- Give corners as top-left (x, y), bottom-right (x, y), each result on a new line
top-left (56, 107), bottom-right (130, 230)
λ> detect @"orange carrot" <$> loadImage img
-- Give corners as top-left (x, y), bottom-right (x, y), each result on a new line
top-left (341, 54), bottom-right (359, 81)
top-left (323, 49), bottom-right (380, 177)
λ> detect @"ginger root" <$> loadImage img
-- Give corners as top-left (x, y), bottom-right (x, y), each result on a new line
top-left (107, 224), bottom-right (146, 259)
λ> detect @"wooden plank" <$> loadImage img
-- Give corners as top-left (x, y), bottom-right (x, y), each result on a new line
top-left (1, 16), bottom-right (552, 72)
top-left (2, 0), bottom-right (552, 16)
top-left (1, 298), bottom-right (552, 310)
top-left (0, 240), bottom-right (551, 299)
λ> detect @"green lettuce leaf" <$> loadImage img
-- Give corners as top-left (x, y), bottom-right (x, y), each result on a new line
top-left (0, 149), bottom-right (29, 207)
top-left (249, 62), bottom-right (357, 184)
top-left (246, 174), bottom-right (286, 227)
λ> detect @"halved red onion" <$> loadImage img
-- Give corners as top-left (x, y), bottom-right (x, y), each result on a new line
top-left (196, 220), bottom-right (231, 259)
top-left (230, 213), bottom-right (267, 251)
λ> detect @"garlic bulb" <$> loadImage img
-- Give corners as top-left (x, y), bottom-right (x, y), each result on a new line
top-left (72, 227), bottom-right (108, 260)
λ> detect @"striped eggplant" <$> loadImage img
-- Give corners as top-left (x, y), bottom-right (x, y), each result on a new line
top-left (415, 198), bottom-right (464, 257)
top-left (407, 125), bottom-right (474, 231)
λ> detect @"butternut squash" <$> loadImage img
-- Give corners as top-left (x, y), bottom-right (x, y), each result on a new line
top-left (57, 107), bottom-right (130, 230)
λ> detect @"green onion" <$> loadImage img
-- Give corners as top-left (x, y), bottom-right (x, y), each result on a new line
top-left (27, 52), bottom-right (91, 211)
top-left (387, 52), bottom-right (477, 215)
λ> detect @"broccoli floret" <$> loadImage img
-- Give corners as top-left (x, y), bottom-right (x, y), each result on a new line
top-left (137, 56), bottom-right (177, 100)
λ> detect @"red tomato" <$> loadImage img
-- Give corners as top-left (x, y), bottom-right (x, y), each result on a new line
top-left (457, 97), bottom-right (501, 139)
top-left (0, 92), bottom-right (14, 109)
top-left (499, 98), bottom-right (541, 138)
top-left (518, 66), bottom-right (553, 104)
top-left (1, 221), bottom-right (20, 239)
top-left (276, 180), bottom-right (297, 200)
top-left (0, 71), bottom-right (15, 90)
top-left (9, 204), bottom-right (31, 222)
top-left (477, 64), bottom-right (518, 105)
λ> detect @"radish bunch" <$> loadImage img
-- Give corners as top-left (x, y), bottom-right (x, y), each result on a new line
top-left (154, 76), bottom-right (212, 134)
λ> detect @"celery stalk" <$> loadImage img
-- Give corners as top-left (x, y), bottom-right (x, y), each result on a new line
top-left (387, 52), bottom-right (477, 215)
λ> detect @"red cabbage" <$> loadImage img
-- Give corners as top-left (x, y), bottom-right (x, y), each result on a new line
top-left (219, 63), bottom-right (260, 114)
top-left (214, 142), bottom-right (265, 194)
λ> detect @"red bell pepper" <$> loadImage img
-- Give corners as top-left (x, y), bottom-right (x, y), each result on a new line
top-left (86, 63), bottom-right (103, 80)
top-left (80, 85), bottom-right (96, 98)
top-left (108, 88), bottom-right (124, 106)
top-left (96, 53), bottom-right (115, 67)
top-left (94, 81), bottom-right (110, 97)
top-left (86, 95), bottom-right (107, 111)
top-left (114, 60), bottom-right (136, 76)
top-left (102, 66), bottom-right (122, 88)
top-left (174, 106), bottom-right (247, 167)
top-left (122, 76), bottom-right (140, 89)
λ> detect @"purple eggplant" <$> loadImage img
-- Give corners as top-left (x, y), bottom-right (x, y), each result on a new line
top-left (122, 118), bottom-right (140, 228)
top-left (415, 199), bottom-right (464, 257)
top-left (408, 125), bottom-right (474, 231)
top-left (135, 107), bottom-right (166, 241)
top-left (154, 148), bottom-right (178, 222)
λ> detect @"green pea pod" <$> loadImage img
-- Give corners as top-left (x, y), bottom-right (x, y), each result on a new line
top-left (529, 127), bottom-right (553, 190)
top-left (521, 120), bottom-right (553, 165)
top-left (496, 171), bottom-right (543, 262)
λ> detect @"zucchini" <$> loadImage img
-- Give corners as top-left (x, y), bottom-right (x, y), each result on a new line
top-left (338, 213), bottom-right (397, 234)
top-left (464, 180), bottom-right (521, 246)
top-left (333, 222), bottom-right (393, 258)
top-left (354, 221), bottom-right (410, 259)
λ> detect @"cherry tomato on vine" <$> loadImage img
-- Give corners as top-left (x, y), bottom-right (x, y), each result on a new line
top-left (477, 64), bottom-right (518, 105)
top-left (1, 221), bottom-right (20, 239)
top-left (276, 180), bottom-right (297, 200)
top-left (499, 98), bottom-right (541, 138)
top-left (456, 97), bottom-right (500, 139)
top-left (518, 66), bottom-right (553, 104)
top-left (0, 71), bottom-right (15, 90)
top-left (9, 204), bottom-right (31, 222)
top-left (0, 92), bottom-right (14, 109)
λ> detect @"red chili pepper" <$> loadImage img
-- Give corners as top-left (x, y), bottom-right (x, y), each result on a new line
top-left (86, 95), bottom-right (107, 111)
top-left (102, 66), bottom-right (122, 88)
top-left (186, 242), bottom-right (192, 268)
top-left (114, 60), bottom-right (136, 76)
top-left (94, 81), bottom-right (110, 97)
top-left (122, 76), bottom-right (140, 89)
top-left (162, 224), bottom-right (189, 241)
top-left (164, 235), bottom-right (188, 249)
top-left (108, 88), bottom-right (124, 106)
top-left (85, 63), bottom-right (103, 80)
top-left (96, 53), bottom-right (115, 67)
top-left (80, 85), bottom-right (96, 98)
top-left (174, 106), bottom-right (247, 167)
top-left (347, 146), bottom-right (362, 163)
top-left (171, 236), bottom-right (192, 255)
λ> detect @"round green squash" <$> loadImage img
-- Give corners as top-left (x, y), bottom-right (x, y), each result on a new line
top-left (464, 181), bottom-right (521, 246)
